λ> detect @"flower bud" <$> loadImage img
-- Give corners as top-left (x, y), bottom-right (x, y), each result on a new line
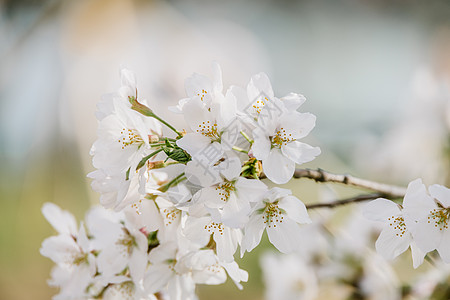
top-left (240, 158), bottom-right (262, 179)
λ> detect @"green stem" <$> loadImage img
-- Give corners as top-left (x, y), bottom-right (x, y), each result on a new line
top-left (129, 96), bottom-right (182, 138)
top-left (240, 131), bottom-right (253, 144)
top-left (232, 146), bottom-right (248, 154)
top-left (136, 149), bottom-right (164, 170)
top-left (159, 172), bottom-right (186, 193)
top-left (151, 114), bottom-right (183, 138)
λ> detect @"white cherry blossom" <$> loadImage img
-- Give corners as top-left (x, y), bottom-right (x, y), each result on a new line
top-left (403, 179), bottom-right (450, 262)
top-left (251, 107), bottom-right (320, 184)
top-left (241, 188), bottom-right (311, 255)
top-left (363, 198), bottom-right (425, 268)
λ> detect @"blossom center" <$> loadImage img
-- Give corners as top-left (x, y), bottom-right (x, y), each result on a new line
top-left (72, 252), bottom-right (89, 266)
top-left (262, 202), bottom-right (284, 228)
top-left (252, 96), bottom-right (269, 115)
top-left (204, 222), bottom-right (225, 236)
top-left (215, 180), bottom-right (236, 202)
top-left (197, 121), bottom-right (220, 141)
top-left (197, 89), bottom-right (208, 101)
top-left (427, 208), bottom-right (450, 230)
top-left (118, 128), bottom-right (144, 149)
top-left (116, 229), bottom-right (136, 256)
top-left (271, 127), bottom-right (295, 148)
top-left (162, 208), bottom-right (180, 226)
top-left (109, 282), bottom-right (135, 299)
top-left (387, 215), bottom-right (407, 237)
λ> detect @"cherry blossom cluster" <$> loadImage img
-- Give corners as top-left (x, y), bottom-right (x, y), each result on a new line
top-left (260, 208), bottom-right (450, 300)
top-left (40, 62), bottom-right (450, 300)
top-left (41, 63), bottom-right (320, 299)
top-left (364, 179), bottom-right (450, 268)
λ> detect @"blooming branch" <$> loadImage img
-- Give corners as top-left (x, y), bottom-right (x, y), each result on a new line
top-left (305, 193), bottom-right (386, 209)
top-left (292, 168), bottom-right (407, 199)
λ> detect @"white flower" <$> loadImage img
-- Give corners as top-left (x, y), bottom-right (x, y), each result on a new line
top-left (403, 178), bottom-right (450, 262)
top-left (86, 209), bottom-right (148, 283)
top-left (169, 62), bottom-right (224, 113)
top-left (118, 68), bottom-right (137, 100)
top-left (363, 198), bottom-right (425, 268)
top-left (241, 188), bottom-right (311, 255)
top-left (176, 96), bottom-right (238, 166)
top-left (143, 243), bottom-right (197, 300)
top-left (187, 154), bottom-right (267, 228)
top-left (183, 216), bottom-right (242, 262)
top-left (251, 108), bottom-right (320, 184)
top-left (261, 252), bottom-right (318, 300)
top-left (40, 203), bottom-right (96, 300)
top-left (232, 72), bottom-right (306, 122)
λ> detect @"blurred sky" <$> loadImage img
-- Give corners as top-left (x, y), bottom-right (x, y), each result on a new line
top-left (0, 0), bottom-right (449, 299)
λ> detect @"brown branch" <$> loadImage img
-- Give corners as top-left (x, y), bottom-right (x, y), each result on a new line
top-left (292, 168), bottom-right (407, 199)
top-left (306, 193), bottom-right (386, 209)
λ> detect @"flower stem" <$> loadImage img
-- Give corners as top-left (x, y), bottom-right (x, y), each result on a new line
top-left (129, 96), bottom-right (183, 138)
top-left (240, 131), bottom-right (253, 145)
top-left (136, 149), bottom-right (164, 170)
top-left (158, 172), bottom-right (186, 193)
top-left (232, 146), bottom-right (248, 154)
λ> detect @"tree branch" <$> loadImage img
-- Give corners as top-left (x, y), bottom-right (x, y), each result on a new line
top-left (292, 168), bottom-right (407, 199)
top-left (306, 193), bottom-right (386, 209)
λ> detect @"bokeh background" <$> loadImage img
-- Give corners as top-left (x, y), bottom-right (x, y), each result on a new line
top-left (1, 0), bottom-right (450, 299)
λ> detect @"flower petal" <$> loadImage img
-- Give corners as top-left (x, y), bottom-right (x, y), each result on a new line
top-left (375, 224), bottom-right (411, 260)
top-left (281, 141), bottom-right (320, 165)
top-left (278, 196), bottom-right (311, 224)
top-left (429, 184), bottom-right (450, 208)
top-left (363, 198), bottom-right (401, 222)
top-left (266, 218), bottom-right (302, 253)
top-left (262, 149), bottom-right (295, 184)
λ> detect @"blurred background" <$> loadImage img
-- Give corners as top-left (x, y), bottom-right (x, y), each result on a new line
top-left (1, 0), bottom-right (449, 299)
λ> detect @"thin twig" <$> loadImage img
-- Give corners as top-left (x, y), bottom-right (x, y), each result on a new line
top-left (306, 193), bottom-right (385, 209)
top-left (292, 168), bottom-right (407, 199)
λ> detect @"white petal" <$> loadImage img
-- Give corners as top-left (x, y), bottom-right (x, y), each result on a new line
top-left (375, 224), bottom-right (411, 260)
top-left (148, 242), bottom-right (178, 264)
top-left (437, 228), bottom-right (450, 263)
top-left (241, 213), bottom-right (265, 256)
top-left (410, 240), bottom-right (425, 269)
top-left (183, 217), bottom-right (211, 247)
top-left (176, 133), bottom-right (211, 157)
top-left (215, 229), bottom-right (238, 262)
top-left (278, 196), bottom-right (311, 224)
top-left (217, 154), bottom-right (242, 181)
top-left (128, 232), bottom-right (148, 281)
top-left (262, 149), bottom-right (295, 184)
top-left (281, 141), bottom-right (320, 165)
top-left (221, 261), bottom-right (248, 290)
top-left (280, 92), bottom-right (306, 110)
top-left (363, 198), bottom-right (401, 222)
top-left (143, 264), bottom-right (173, 294)
top-left (42, 203), bottom-right (77, 236)
top-left (185, 160), bottom-right (221, 187)
top-left (40, 235), bottom-right (79, 264)
top-left (251, 128), bottom-right (270, 160)
top-left (411, 219), bottom-right (442, 253)
top-left (266, 218), bottom-right (302, 253)
top-left (429, 184), bottom-right (450, 208)
top-left (220, 193), bottom-right (251, 228)
top-left (235, 178), bottom-right (268, 202)
top-left (185, 73), bottom-right (213, 98)
top-left (403, 178), bottom-right (435, 228)
top-left (211, 61), bottom-right (223, 93)
top-left (247, 72), bottom-right (274, 100)
top-left (279, 112), bottom-right (316, 140)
